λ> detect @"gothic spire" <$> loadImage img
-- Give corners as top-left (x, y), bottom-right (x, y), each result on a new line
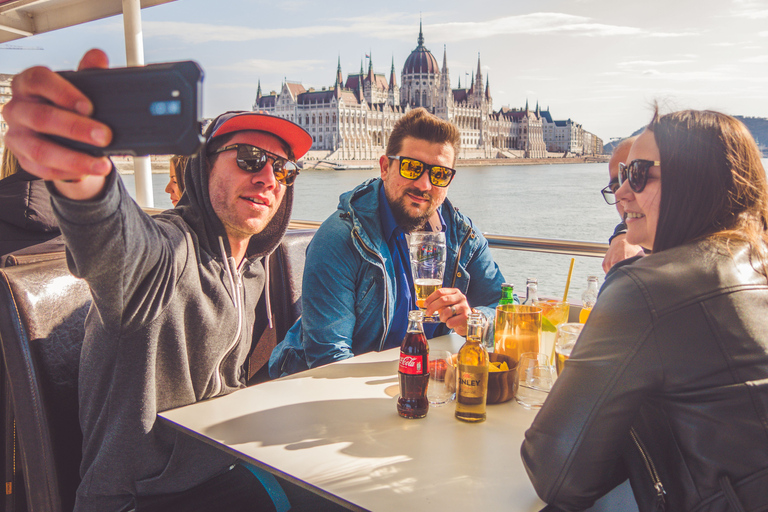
top-left (418, 16), bottom-right (424, 46)
top-left (525, 98), bottom-right (529, 111)
top-left (256, 79), bottom-right (262, 99)
top-left (336, 55), bottom-right (343, 87)
top-left (442, 45), bottom-right (448, 73)
top-left (476, 53), bottom-right (482, 80)
top-left (485, 75), bottom-right (490, 99)
top-left (389, 55), bottom-right (397, 89)
top-left (367, 53), bottom-right (374, 81)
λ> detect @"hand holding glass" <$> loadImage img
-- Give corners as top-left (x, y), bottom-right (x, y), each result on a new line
top-left (409, 232), bottom-right (446, 323)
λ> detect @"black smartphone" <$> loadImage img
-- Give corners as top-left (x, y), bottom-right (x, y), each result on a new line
top-left (53, 61), bottom-right (204, 156)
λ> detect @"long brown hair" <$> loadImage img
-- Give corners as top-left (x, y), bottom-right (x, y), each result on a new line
top-left (1, 146), bottom-right (20, 180)
top-left (649, 109), bottom-right (768, 264)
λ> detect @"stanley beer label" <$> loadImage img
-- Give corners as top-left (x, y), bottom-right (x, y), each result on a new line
top-left (458, 364), bottom-right (488, 400)
top-left (399, 353), bottom-right (428, 375)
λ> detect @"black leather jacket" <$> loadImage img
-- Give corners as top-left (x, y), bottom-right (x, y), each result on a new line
top-left (521, 239), bottom-right (768, 512)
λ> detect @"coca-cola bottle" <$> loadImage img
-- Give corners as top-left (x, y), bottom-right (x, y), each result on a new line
top-left (397, 310), bottom-right (429, 419)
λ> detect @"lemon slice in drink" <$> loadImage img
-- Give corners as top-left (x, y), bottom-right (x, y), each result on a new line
top-left (541, 316), bottom-right (557, 333)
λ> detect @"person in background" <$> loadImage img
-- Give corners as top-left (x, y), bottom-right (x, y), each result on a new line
top-left (0, 145), bottom-right (62, 257)
top-left (3, 49), bottom-right (314, 512)
top-left (601, 136), bottom-right (644, 273)
top-left (270, 107), bottom-right (505, 377)
top-left (165, 154), bottom-right (188, 206)
top-left (522, 109), bottom-right (768, 511)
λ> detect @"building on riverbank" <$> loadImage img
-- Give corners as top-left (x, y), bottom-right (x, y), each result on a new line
top-left (253, 23), bottom-right (602, 162)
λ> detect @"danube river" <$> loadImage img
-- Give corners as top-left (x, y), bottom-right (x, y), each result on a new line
top-left (121, 158), bottom-right (768, 299)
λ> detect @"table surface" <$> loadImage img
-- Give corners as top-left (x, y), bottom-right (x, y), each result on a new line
top-left (159, 334), bottom-right (547, 511)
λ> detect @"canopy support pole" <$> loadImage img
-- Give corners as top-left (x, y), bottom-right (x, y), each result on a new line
top-left (122, 0), bottom-right (154, 208)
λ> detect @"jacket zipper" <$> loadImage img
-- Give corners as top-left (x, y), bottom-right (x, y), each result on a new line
top-left (449, 227), bottom-right (473, 288)
top-left (212, 239), bottom-right (246, 398)
top-left (353, 228), bottom-right (390, 351)
top-left (630, 427), bottom-right (666, 511)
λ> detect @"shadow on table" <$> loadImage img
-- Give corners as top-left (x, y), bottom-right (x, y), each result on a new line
top-left (280, 359), bottom-right (399, 384)
top-left (204, 397), bottom-right (403, 457)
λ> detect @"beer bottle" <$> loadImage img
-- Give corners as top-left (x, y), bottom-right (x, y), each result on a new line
top-left (455, 312), bottom-right (489, 423)
top-left (522, 277), bottom-right (539, 305)
top-left (499, 283), bottom-right (516, 306)
top-left (397, 310), bottom-right (430, 419)
top-left (579, 276), bottom-right (599, 323)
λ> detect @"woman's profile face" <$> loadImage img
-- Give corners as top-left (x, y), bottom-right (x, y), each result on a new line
top-left (165, 162), bottom-right (182, 206)
top-left (616, 130), bottom-right (661, 250)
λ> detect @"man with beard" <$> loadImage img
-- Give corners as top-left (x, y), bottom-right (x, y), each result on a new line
top-left (269, 108), bottom-right (505, 377)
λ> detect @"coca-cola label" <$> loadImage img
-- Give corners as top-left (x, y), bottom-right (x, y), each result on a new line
top-left (399, 353), bottom-right (428, 375)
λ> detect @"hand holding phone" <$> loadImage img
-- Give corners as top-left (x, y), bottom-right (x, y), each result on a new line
top-left (3, 49), bottom-right (114, 190)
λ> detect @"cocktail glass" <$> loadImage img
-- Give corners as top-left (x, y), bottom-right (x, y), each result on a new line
top-left (554, 323), bottom-right (584, 376)
top-left (409, 231), bottom-right (446, 323)
top-left (533, 300), bottom-right (571, 364)
top-left (493, 304), bottom-right (542, 367)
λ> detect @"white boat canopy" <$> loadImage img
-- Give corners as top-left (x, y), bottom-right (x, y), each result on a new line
top-left (0, 0), bottom-right (178, 207)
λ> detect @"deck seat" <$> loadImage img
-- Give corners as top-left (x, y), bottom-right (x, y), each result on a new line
top-left (0, 259), bottom-right (89, 512)
top-left (247, 229), bottom-right (316, 384)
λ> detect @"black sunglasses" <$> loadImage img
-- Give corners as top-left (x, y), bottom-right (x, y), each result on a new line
top-left (387, 156), bottom-right (456, 187)
top-left (618, 159), bottom-right (660, 194)
top-left (601, 178), bottom-right (619, 205)
top-left (208, 144), bottom-right (300, 186)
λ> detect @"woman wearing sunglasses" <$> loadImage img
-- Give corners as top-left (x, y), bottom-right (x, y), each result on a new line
top-left (522, 109), bottom-right (768, 512)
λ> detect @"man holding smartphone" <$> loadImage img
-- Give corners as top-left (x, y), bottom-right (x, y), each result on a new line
top-left (4, 49), bottom-right (310, 512)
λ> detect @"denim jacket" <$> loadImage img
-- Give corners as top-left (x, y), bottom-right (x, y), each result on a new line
top-left (269, 178), bottom-right (504, 377)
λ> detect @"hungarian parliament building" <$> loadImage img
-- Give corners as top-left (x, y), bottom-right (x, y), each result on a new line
top-left (253, 25), bottom-right (603, 161)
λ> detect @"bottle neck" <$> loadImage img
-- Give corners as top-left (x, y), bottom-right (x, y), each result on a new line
top-left (466, 313), bottom-right (484, 343)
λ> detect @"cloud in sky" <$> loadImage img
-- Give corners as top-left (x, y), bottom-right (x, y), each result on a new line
top-left (142, 12), bottom-right (689, 45)
top-left (223, 58), bottom-right (326, 74)
top-left (741, 55), bottom-right (768, 63)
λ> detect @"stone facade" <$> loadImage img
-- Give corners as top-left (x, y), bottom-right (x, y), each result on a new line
top-left (254, 25), bottom-right (601, 160)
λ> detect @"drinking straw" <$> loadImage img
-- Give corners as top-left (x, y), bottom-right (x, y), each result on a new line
top-left (562, 258), bottom-right (575, 302)
top-left (553, 258), bottom-right (576, 365)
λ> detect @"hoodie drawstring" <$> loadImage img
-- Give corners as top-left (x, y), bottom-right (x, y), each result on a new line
top-left (264, 252), bottom-right (273, 329)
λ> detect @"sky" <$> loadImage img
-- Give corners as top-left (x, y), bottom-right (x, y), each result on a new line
top-left (2, 0), bottom-right (767, 143)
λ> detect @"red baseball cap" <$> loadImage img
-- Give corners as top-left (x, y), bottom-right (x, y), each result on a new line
top-left (207, 110), bottom-right (312, 159)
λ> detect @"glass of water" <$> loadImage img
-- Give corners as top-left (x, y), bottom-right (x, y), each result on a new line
top-left (514, 352), bottom-right (556, 409)
top-left (427, 350), bottom-right (455, 406)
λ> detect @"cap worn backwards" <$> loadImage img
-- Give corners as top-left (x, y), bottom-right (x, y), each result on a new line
top-left (207, 111), bottom-right (312, 160)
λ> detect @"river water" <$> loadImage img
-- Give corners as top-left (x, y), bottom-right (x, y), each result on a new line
top-left (121, 158), bottom-right (768, 299)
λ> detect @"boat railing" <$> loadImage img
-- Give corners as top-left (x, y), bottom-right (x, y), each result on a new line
top-left (289, 220), bottom-right (609, 259)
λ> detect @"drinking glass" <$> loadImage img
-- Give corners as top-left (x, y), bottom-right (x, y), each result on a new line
top-left (554, 322), bottom-right (584, 375)
top-left (514, 352), bottom-right (556, 409)
top-left (534, 300), bottom-right (570, 364)
top-left (427, 350), bottom-right (455, 406)
top-left (409, 231), bottom-right (447, 323)
top-left (493, 304), bottom-right (542, 366)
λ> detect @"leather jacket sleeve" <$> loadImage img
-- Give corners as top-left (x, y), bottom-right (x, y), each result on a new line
top-left (521, 264), bottom-right (663, 511)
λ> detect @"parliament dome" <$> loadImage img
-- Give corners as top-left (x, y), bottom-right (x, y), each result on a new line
top-left (402, 26), bottom-right (439, 75)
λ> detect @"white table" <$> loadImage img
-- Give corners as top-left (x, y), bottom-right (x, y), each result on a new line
top-left (159, 334), bottom-right (635, 511)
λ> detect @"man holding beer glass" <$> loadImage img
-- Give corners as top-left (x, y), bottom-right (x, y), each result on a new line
top-left (270, 108), bottom-right (505, 377)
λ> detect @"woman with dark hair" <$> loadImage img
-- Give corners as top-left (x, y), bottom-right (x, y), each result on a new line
top-left (165, 154), bottom-right (188, 206)
top-left (522, 110), bottom-right (768, 512)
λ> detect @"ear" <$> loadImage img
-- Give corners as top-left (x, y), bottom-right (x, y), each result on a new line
top-left (379, 155), bottom-right (391, 179)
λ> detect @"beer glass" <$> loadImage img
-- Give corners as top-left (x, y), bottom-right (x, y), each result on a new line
top-left (409, 231), bottom-right (446, 323)
top-left (554, 323), bottom-right (584, 375)
top-left (514, 352), bottom-right (556, 409)
top-left (493, 304), bottom-right (542, 366)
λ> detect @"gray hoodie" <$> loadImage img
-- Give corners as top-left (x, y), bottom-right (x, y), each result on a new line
top-left (48, 143), bottom-right (292, 511)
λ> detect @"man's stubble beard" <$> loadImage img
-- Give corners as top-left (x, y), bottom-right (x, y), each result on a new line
top-left (388, 187), bottom-right (439, 233)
